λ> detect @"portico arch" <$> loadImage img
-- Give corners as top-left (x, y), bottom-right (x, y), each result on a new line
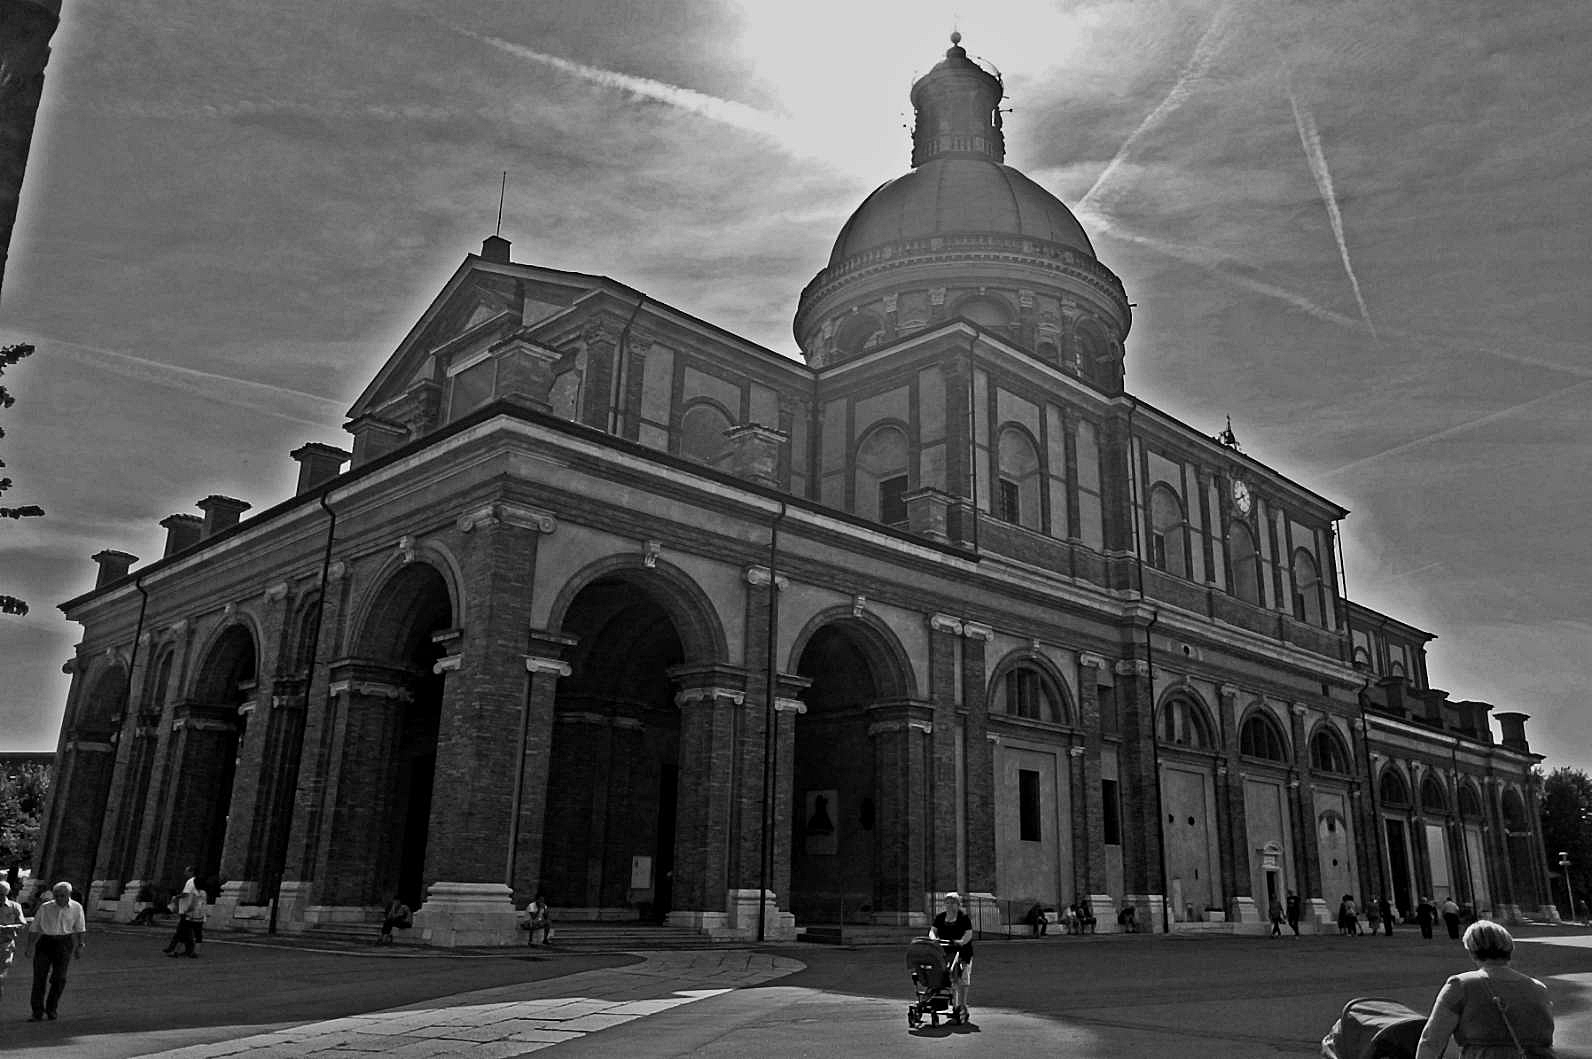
top-left (45, 661), bottom-right (128, 891)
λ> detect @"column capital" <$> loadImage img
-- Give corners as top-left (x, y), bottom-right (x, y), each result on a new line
top-left (1115, 659), bottom-right (1149, 678)
top-left (1290, 703), bottom-right (1308, 718)
top-left (774, 697), bottom-right (807, 715)
top-left (264, 581), bottom-right (290, 602)
top-left (744, 565), bottom-right (789, 590)
top-left (928, 613), bottom-right (964, 636)
top-left (326, 561), bottom-right (348, 584)
top-left (1078, 652), bottom-right (1109, 671)
top-left (524, 656), bottom-right (572, 678)
top-left (675, 686), bottom-right (746, 708)
top-left (868, 718), bottom-right (933, 737)
top-left (456, 501), bottom-right (558, 534)
top-left (962, 621), bottom-right (993, 642)
top-left (1218, 683), bottom-right (1241, 702)
top-left (1069, 746), bottom-right (1086, 758)
top-left (328, 679), bottom-right (413, 703)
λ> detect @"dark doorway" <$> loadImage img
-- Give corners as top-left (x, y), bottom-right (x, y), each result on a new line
top-left (1386, 818), bottom-right (1413, 915)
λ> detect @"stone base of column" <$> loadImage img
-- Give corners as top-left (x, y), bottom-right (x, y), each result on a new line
top-left (560, 905), bottom-right (643, 922)
top-left (1230, 896), bottom-right (1261, 924)
top-left (1308, 898), bottom-right (1333, 928)
top-left (667, 908), bottom-right (731, 935)
top-left (89, 878), bottom-right (121, 918)
top-left (411, 881), bottom-right (519, 947)
top-left (1535, 904), bottom-right (1563, 924)
top-left (1124, 892), bottom-right (1167, 932)
top-left (212, 880), bottom-right (271, 926)
top-left (714, 888), bottom-right (797, 941)
top-left (272, 879), bottom-right (313, 932)
top-left (115, 879), bottom-right (151, 923)
top-left (1088, 894), bottom-right (1118, 932)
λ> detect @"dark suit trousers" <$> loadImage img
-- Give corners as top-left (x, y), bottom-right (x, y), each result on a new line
top-left (30, 935), bottom-right (72, 1015)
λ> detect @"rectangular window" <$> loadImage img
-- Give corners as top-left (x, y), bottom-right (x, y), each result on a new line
top-left (879, 475), bottom-right (909, 525)
top-left (1150, 531), bottom-right (1168, 570)
top-left (1102, 778), bottom-right (1121, 846)
top-left (1098, 684), bottom-right (1119, 738)
top-left (1019, 769), bottom-right (1041, 842)
top-left (997, 478), bottom-right (1020, 523)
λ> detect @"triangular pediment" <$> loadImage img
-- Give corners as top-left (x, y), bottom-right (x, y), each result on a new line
top-left (347, 256), bottom-right (607, 422)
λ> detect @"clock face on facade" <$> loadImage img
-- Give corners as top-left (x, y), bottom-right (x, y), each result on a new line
top-left (1231, 478), bottom-right (1252, 516)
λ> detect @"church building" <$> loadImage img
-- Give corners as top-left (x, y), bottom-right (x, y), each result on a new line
top-left (36, 36), bottom-right (1556, 944)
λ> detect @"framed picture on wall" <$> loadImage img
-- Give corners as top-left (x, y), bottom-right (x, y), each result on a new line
top-left (804, 788), bottom-right (838, 856)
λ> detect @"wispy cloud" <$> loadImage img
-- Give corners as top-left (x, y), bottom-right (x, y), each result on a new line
top-left (1078, 2), bottom-right (1236, 215)
top-left (1286, 82), bottom-right (1378, 339)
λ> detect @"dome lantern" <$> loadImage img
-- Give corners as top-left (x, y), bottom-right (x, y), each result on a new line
top-left (909, 33), bottom-right (1006, 167)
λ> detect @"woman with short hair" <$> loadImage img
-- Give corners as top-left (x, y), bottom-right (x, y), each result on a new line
top-left (1414, 919), bottom-right (1556, 1058)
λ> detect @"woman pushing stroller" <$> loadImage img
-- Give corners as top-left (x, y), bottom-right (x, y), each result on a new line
top-left (931, 892), bottom-right (974, 1025)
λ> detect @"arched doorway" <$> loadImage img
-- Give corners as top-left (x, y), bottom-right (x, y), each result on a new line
top-left (339, 563), bottom-right (452, 910)
top-left (49, 664), bottom-right (127, 890)
top-left (168, 626), bottom-right (255, 887)
top-left (790, 617), bottom-right (912, 924)
top-left (544, 574), bottom-right (688, 919)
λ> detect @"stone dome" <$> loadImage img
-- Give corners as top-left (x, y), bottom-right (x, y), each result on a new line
top-left (828, 157), bottom-right (1096, 268)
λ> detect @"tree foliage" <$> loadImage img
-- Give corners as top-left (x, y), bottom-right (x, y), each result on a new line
top-left (0, 761), bottom-right (50, 868)
top-left (0, 341), bottom-right (43, 615)
top-left (1539, 766), bottom-right (1592, 916)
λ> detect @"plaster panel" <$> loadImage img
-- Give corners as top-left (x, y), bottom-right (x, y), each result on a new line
top-left (750, 383), bottom-right (778, 427)
top-left (640, 345), bottom-right (674, 424)
top-left (994, 741), bottom-right (1071, 907)
top-left (682, 365), bottom-right (741, 413)
top-left (854, 387), bottom-right (909, 435)
top-left (918, 366), bottom-right (946, 442)
top-left (1162, 765), bottom-right (1217, 919)
top-left (1243, 777), bottom-right (1293, 901)
top-left (1314, 789), bottom-right (1357, 907)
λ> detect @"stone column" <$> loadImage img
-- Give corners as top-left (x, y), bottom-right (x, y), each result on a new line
top-left (1117, 657), bottom-right (1164, 927)
top-left (414, 502), bottom-right (553, 947)
top-left (668, 666), bottom-right (748, 935)
top-left (578, 316), bottom-right (618, 428)
top-left (960, 622), bottom-right (997, 928)
top-left (868, 699), bottom-right (935, 926)
top-left (927, 614), bottom-right (962, 898)
top-left (93, 635), bottom-right (155, 910)
top-left (1078, 653), bottom-right (1112, 926)
top-left (1217, 683), bottom-right (1256, 921)
top-left (768, 687), bottom-right (805, 930)
top-left (508, 634), bottom-right (574, 906)
top-left (48, 725), bottom-right (117, 903)
top-left (1523, 779), bottom-right (1555, 917)
top-left (1484, 777), bottom-right (1515, 916)
top-left (1290, 704), bottom-right (1322, 902)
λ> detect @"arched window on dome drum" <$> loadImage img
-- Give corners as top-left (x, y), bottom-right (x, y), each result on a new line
top-left (1380, 769), bottom-right (1410, 807)
top-left (1228, 522), bottom-right (1262, 605)
top-left (995, 664), bottom-right (1065, 723)
top-left (996, 426), bottom-right (1041, 530)
top-left (1239, 711), bottom-right (1289, 762)
top-left (679, 402), bottom-right (732, 466)
top-left (1310, 728), bottom-right (1352, 774)
top-left (1148, 484), bottom-right (1189, 579)
top-left (1036, 340), bottom-right (1060, 367)
top-left (856, 424), bottom-right (911, 525)
top-left (1079, 329), bottom-right (1115, 390)
top-left (1459, 784), bottom-right (1483, 819)
top-left (952, 295), bottom-right (1012, 332)
top-left (834, 311), bottom-right (887, 357)
top-left (1160, 695), bottom-right (1215, 749)
top-left (1421, 775), bottom-right (1448, 815)
top-left (1292, 549), bottom-right (1324, 626)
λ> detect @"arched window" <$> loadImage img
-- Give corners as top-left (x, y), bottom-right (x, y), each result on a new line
top-left (1240, 711), bottom-right (1289, 762)
top-left (1228, 522), bottom-right (1261, 605)
top-left (1310, 728), bottom-right (1352, 774)
top-left (856, 424), bottom-right (910, 524)
top-left (1459, 784), bottom-right (1483, 818)
top-left (996, 426), bottom-right (1042, 530)
top-left (1292, 549), bottom-right (1324, 625)
top-left (1160, 694), bottom-right (1215, 749)
top-left (1379, 769), bottom-right (1410, 806)
top-left (1352, 645), bottom-right (1372, 670)
top-left (994, 663), bottom-right (1067, 723)
top-left (1421, 775), bottom-right (1448, 815)
top-left (1078, 327), bottom-right (1116, 390)
top-left (1148, 484), bottom-right (1189, 579)
top-left (679, 402), bottom-right (732, 465)
top-left (952, 295), bottom-right (1012, 331)
top-left (835, 311), bottom-right (886, 356)
top-left (1389, 660), bottom-right (1407, 679)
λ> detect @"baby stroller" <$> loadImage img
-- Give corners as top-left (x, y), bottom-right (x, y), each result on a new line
top-left (905, 937), bottom-right (962, 1028)
top-left (1321, 996), bottom-right (1426, 1059)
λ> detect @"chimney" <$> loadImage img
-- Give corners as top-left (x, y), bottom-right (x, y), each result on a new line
top-left (481, 234), bottom-right (511, 264)
top-left (159, 514), bottom-right (204, 557)
top-left (91, 549), bottom-right (138, 588)
top-left (197, 495), bottom-right (251, 538)
top-left (1494, 711), bottom-right (1531, 753)
top-left (290, 443), bottom-right (351, 495)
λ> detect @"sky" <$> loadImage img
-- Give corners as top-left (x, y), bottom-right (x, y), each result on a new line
top-left (2, 0), bottom-right (1588, 772)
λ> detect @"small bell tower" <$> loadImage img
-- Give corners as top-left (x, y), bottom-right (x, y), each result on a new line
top-left (909, 32), bottom-right (1006, 167)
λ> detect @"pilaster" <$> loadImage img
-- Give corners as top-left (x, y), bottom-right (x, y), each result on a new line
top-left (867, 698), bottom-right (935, 923)
top-left (960, 622), bottom-right (995, 894)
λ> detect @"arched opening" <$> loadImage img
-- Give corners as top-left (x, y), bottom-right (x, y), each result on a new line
top-left (1159, 694), bottom-right (1215, 749)
top-left (51, 665), bottom-right (127, 891)
top-left (952, 295), bottom-right (1012, 331)
top-left (1309, 727), bottom-right (1352, 775)
top-left (995, 426), bottom-right (1042, 530)
top-left (1380, 767), bottom-right (1415, 916)
top-left (1239, 711), bottom-right (1290, 763)
top-left (1148, 484), bottom-right (1189, 579)
top-left (1228, 522), bottom-right (1261, 605)
top-left (1292, 549), bottom-right (1324, 626)
top-left (1156, 690), bottom-right (1218, 920)
top-left (991, 662), bottom-right (1069, 723)
top-left (679, 401), bottom-right (733, 467)
top-left (856, 424), bottom-right (910, 525)
top-left (341, 563), bottom-right (452, 910)
top-left (790, 619), bottom-right (904, 923)
top-left (108, 651), bottom-right (172, 889)
top-left (1501, 789), bottom-right (1538, 908)
top-left (544, 574), bottom-right (687, 919)
top-left (834, 311), bottom-right (887, 356)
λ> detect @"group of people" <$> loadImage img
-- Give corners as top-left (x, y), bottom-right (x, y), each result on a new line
top-left (1023, 900), bottom-right (1096, 936)
top-left (159, 867), bottom-right (211, 958)
top-left (1268, 891), bottom-right (1305, 936)
top-left (0, 879), bottom-right (88, 1022)
top-left (1332, 892), bottom-right (1470, 939)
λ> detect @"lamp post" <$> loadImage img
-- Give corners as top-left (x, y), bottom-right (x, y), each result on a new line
top-left (1558, 852), bottom-right (1574, 923)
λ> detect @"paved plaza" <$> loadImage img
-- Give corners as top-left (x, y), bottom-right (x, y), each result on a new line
top-left (2, 924), bottom-right (1589, 1058)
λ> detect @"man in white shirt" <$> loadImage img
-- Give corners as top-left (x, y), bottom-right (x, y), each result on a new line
top-left (24, 881), bottom-right (86, 1021)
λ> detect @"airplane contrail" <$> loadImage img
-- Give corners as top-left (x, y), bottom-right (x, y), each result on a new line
top-left (1078, 2), bottom-right (1235, 214)
top-left (1287, 85), bottom-right (1377, 339)
top-left (1320, 377), bottom-right (1592, 478)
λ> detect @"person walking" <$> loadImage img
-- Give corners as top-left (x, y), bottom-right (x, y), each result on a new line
top-left (1442, 896), bottom-right (1462, 940)
top-left (24, 881), bottom-right (86, 1021)
top-left (931, 892), bottom-right (975, 1025)
top-left (1366, 896), bottom-right (1382, 936)
top-left (0, 879), bottom-right (25, 1002)
top-left (1414, 920), bottom-right (1557, 1058)
top-left (1378, 894), bottom-right (1394, 936)
top-left (1417, 895), bottom-right (1437, 939)
top-left (162, 866), bottom-right (198, 955)
top-left (1268, 896), bottom-right (1285, 938)
top-left (1285, 891), bottom-right (1301, 937)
